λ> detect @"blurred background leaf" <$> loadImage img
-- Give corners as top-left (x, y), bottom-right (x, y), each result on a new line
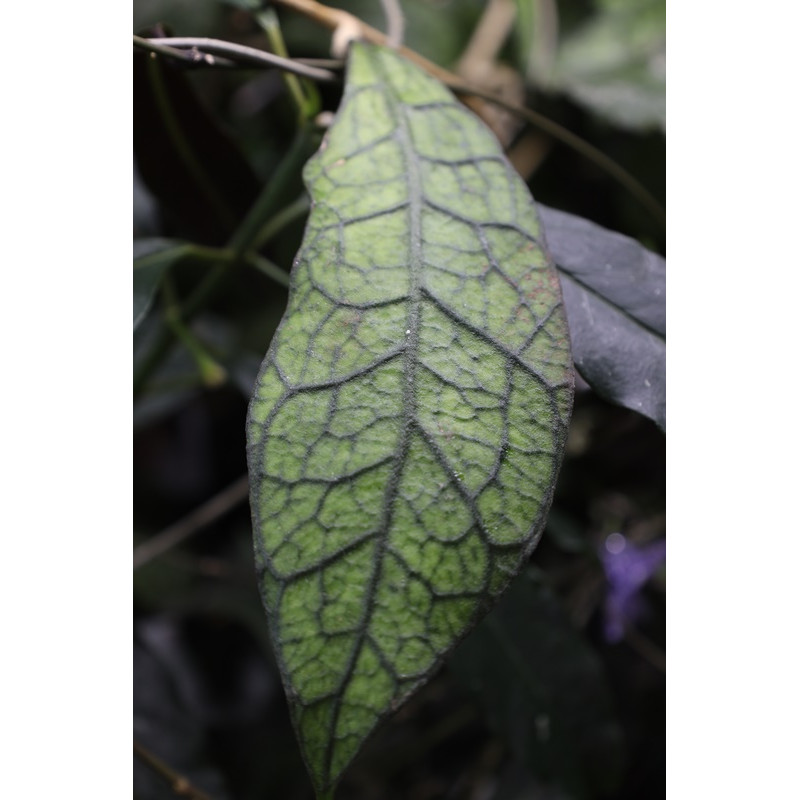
top-left (540, 203), bottom-right (666, 429)
top-left (515, 0), bottom-right (665, 133)
top-left (449, 568), bottom-right (625, 799)
top-left (552, 0), bottom-right (665, 133)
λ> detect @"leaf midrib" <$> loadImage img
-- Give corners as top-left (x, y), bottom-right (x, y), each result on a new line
top-left (254, 46), bottom-right (573, 790)
top-left (321, 52), bottom-right (426, 784)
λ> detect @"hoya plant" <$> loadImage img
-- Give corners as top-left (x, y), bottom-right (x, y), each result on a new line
top-left (134, 2), bottom-right (665, 799)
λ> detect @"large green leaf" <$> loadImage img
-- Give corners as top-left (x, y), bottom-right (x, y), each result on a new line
top-left (247, 42), bottom-right (573, 796)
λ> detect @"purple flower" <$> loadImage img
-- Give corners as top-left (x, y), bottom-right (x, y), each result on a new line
top-left (600, 533), bottom-right (665, 643)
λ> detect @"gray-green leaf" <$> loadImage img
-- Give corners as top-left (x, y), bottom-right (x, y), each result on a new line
top-left (247, 43), bottom-right (573, 795)
top-left (539, 205), bottom-right (665, 429)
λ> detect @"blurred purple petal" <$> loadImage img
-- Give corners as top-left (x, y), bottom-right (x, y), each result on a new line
top-left (600, 535), bottom-right (665, 642)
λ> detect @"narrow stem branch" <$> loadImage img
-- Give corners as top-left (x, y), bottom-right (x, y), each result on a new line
top-left (134, 34), bottom-right (236, 67)
top-left (172, 244), bottom-right (231, 263)
top-left (250, 254), bottom-right (291, 287)
top-left (133, 740), bottom-right (213, 800)
top-left (133, 474), bottom-right (250, 570)
top-left (379, 0), bottom-right (405, 49)
top-left (300, 57), bottom-right (345, 69)
top-left (457, 0), bottom-right (516, 74)
top-left (228, 128), bottom-right (314, 258)
top-left (255, 8), bottom-right (317, 120)
top-left (253, 192), bottom-right (310, 250)
top-left (172, 244), bottom-right (291, 287)
top-left (139, 37), bottom-right (338, 82)
top-left (161, 279), bottom-right (227, 387)
top-left (527, 0), bottom-right (559, 84)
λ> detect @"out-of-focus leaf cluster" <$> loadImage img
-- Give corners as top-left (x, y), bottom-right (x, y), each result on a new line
top-left (515, 0), bottom-right (665, 133)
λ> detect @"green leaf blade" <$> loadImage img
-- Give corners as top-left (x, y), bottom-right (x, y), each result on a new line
top-left (247, 42), bottom-right (573, 795)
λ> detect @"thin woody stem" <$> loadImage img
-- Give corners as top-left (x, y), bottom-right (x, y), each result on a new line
top-left (133, 740), bottom-right (214, 800)
top-left (134, 34), bottom-right (237, 67)
top-left (379, 0), bottom-right (405, 49)
top-left (133, 475), bottom-right (250, 570)
top-left (160, 278), bottom-right (227, 388)
top-left (254, 8), bottom-right (318, 118)
top-left (134, 36), bottom-right (339, 82)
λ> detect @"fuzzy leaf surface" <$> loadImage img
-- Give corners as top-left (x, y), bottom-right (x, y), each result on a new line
top-left (247, 43), bottom-right (573, 795)
top-left (539, 205), bottom-right (665, 429)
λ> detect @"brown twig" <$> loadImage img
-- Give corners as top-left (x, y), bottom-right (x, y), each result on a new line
top-left (133, 475), bottom-right (250, 570)
top-left (456, 0), bottom-right (517, 79)
top-left (379, 0), bottom-right (405, 49)
top-left (133, 740), bottom-right (214, 800)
